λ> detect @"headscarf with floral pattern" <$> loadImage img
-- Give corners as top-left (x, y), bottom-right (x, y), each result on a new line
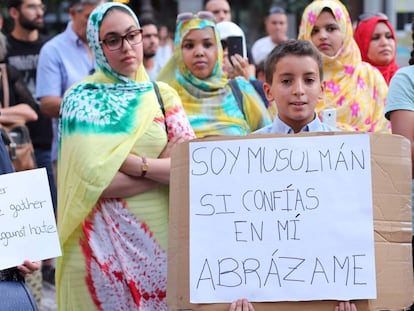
top-left (298, 0), bottom-right (390, 132)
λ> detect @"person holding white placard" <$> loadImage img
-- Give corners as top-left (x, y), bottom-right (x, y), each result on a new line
top-left (239, 37), bottom-right (363, 311)
top-left (0, 135), bottom-right (40, 311)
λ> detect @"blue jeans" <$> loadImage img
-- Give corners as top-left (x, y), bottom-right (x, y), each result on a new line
top-left (0, 281), bottom-right (38, 311)
top-left (34, 148), bottom-right (57, 215)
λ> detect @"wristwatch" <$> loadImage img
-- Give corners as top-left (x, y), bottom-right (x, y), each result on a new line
top-left (141, 156), bottom-right (148, 177)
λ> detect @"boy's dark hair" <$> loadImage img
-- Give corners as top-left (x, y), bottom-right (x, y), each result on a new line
top-left (264, 39), bottom-right (323, 84)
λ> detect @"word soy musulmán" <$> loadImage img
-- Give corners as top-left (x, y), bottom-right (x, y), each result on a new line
top-left (191, 142), bottom-right (366, 176)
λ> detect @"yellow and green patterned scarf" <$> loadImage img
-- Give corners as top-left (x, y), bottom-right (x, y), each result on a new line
top-left (58, 2), bottom-right (160, 249)
top-left (157, 16), bottom-right (271, 137)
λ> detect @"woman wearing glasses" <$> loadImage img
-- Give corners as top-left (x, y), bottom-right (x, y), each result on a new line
top-left (157, 11), bottom-right (272, 138)
top-left (354, 13), bottom-right (399, 85)
top-left (56, 2), bottom-right (194, 310)
top-left (298, 0), bottom-right (389, 132)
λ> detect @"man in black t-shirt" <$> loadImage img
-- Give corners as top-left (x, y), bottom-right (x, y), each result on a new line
top-left (5, 0), bottom-right (56, 295)
top-left (6, 0), bottom-right (55, 212)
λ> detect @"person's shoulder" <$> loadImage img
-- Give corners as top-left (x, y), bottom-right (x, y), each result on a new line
top-left (252, 36), bottom-right (270, 48)
top-left (39, 31), bottom-right (69, 56)
top-left (386, 65), bottom-right (414, 112)
top-left (42, 31), bottom-right (67, 47)
top-left (152, 80), bottom-right (181, 101)
top-left (38, 33), bottom-right (50, 44)
top-left (153, 80), bottom-right (174, 92)
top-left (359, 61), bottom-right (386, 77)
top-left (358, 61), bottom-right (388, 84)
top-left (392, 65), bottom-right (414, 80)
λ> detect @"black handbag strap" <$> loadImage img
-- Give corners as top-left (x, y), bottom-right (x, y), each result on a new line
top-left (152, 81), bottom-right (168, 133)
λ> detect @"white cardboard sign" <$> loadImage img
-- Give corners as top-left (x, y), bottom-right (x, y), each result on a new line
top-left (0, 168), bottom-right (61, 269)
top-left (189, 134), bottom-right (376, 303)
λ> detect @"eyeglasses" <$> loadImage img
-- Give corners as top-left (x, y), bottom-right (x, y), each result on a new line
top-left (357, 12), bottom-right (388, 23)
top-left (220, 39), bottom-right (227, 49)
top-left (176, 11), bottom-right (216, 24)
top-left (23, 3), bottom-right (47, 12)
top-left (100, 29), bottom-right (143, 51)
top-left (269, 6), bottom-right (285, 15)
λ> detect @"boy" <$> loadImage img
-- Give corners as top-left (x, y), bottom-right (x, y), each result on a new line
top-left (255, 39), bottom-right (337, 134)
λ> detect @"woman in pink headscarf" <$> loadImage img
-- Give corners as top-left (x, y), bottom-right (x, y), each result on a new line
top-left (354, 13), bottom-right (399, 85)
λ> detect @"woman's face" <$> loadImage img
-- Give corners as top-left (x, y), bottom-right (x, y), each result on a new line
top-left (99, 9), bottom-right (143, 79)
top-left (310, 11), bottom-right (343, 57)
top-left (181, 27), bottom-right (218, 79)
top-left (367, 21), bottom-right (396, 66)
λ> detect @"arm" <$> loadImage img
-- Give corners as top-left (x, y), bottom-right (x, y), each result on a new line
top-left (36, 43), bottom-right (64, 118)
top-left (120, 155), bottom-right (171, 184)
top-left (386, 67), bottom-right (414, 176)
top-left (117, 84), bottom-right (195, 185)
top-left (101, 171), bottom-right (159, 198)
top-left (0, 104), bottom-right (38, 124)
top-left (119, 135), bottom-right (187, 184)
top-left (389, 110), bottom-right (414, 177)
top-left (3, 65), bottom-right (39, 123)
top-left (39, 96), bottom-right (62, 118)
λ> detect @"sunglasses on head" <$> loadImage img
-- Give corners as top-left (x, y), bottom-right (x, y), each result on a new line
top-left (357, 12), bottom-right (388, 23)
top-left (176, 11), bottom-right (216, 24)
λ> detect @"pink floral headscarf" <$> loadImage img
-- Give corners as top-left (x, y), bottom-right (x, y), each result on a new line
top-left (298, 0), bottom-right (390, 132)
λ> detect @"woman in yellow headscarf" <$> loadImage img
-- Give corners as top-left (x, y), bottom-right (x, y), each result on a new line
top-left (157, 11), bottom-right (272, 137)
top-left (298, 0), bottom-right (389, 132)
top-left (57, 3), bottom-right (195, 310)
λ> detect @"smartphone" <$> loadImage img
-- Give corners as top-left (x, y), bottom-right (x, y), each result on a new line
top-left (227, 36), bottom-right (245, 65)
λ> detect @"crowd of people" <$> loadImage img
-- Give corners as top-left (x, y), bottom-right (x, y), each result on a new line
top-left (0, 0), bottom-right (412, 310)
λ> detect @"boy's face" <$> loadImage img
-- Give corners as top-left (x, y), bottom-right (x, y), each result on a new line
top-left (263, 55), bottom-right (324, 132)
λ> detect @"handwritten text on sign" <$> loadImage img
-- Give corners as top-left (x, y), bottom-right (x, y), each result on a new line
top-left (0, 168), bottom-right (61, 270)
top-left (189, 134), bottom-right (376, 303)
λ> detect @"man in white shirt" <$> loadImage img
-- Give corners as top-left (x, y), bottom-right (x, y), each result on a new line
top-left (141, 17), bottom-right (163, 80)
top-left (251, 6), bottom-right (288, 65)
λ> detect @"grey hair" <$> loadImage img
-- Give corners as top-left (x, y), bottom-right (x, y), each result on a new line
top-left (70, 0), bottom-right (105, 12)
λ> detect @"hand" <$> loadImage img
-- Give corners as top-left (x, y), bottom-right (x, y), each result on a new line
top-left (17, 260), bottom-right (40, 278)
top-left (227, 54), bottom-right (250, 80)
top-left (229, 299), bottom-right (255, 311)
top-left (159, 135), bottom-right (187, 158)
top-left (335, 301), bottom-right (358, 311)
